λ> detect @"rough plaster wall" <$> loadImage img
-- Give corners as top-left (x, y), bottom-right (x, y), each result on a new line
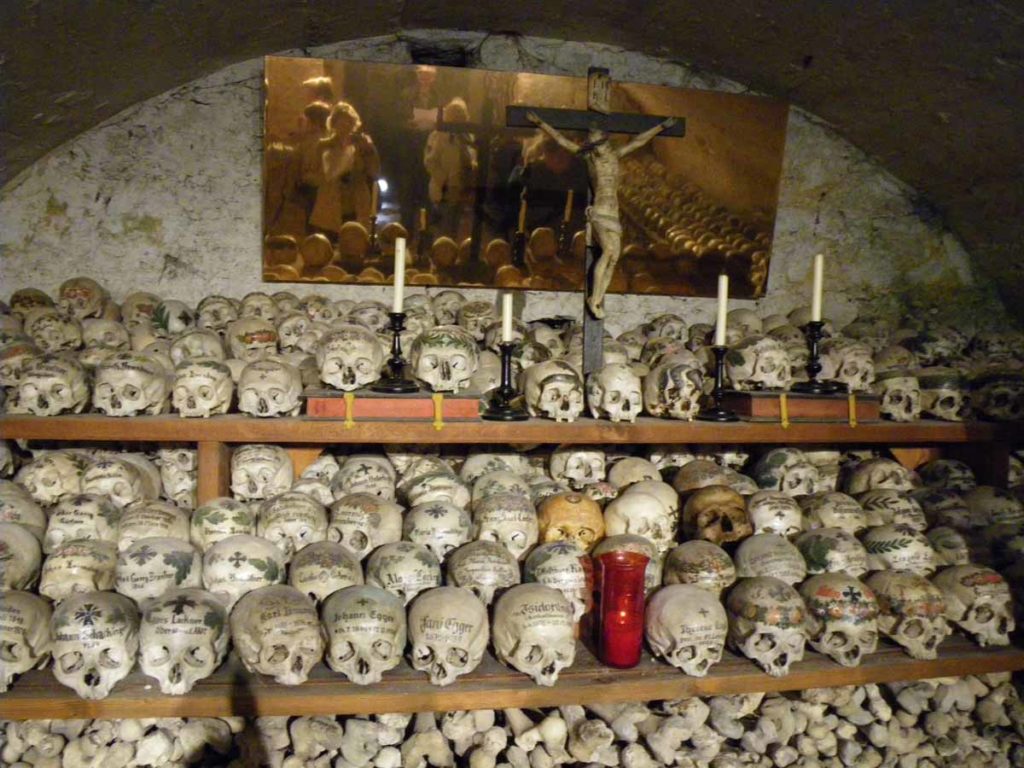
top-left (0, 32), bottom-right (1009, 335)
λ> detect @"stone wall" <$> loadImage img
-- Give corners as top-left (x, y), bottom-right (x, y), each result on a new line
top-left (0, 31), bottom-right (1009, 335)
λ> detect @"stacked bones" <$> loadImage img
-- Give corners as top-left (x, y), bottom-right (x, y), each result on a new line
top-left (1, 438), bottom-right (1021, 699)
top-left (4, 277), bottom-right (1023, 423)
top-left (4, 675), bottom-right (1024, 767)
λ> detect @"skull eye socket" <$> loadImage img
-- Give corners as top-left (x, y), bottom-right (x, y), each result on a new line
top-left (333, 640), bottom-right (355, 662)
top-left (973, 605), bottom-right (995, 624)
top-left (51, 384), bottom-right (66, 398)
top-left (99, 648), bottom-right (123, 669)
top-left (147, 646), bottom-right (171, 666)
top-left (902, 618), bottom-right (925, 639)
top-left (60, 651), bottom-right (84, 673)
top-left (753, 633), bottom-right (777, 653)
top-left (372, 640), bottom-right (393, 660)
top-left (268, 645), bottom-right (289, 664)
top-left (524, 645), bottom-right (544, 663)
top-left (447, 647), bottom-right (469, 667)
top-left (198, 386), bottom-right (213, 399)
top-left (414, 645), bottom-right (434, 664)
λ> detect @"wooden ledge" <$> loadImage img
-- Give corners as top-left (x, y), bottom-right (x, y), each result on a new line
top-left (1, 637), bottom-right (1021, 720)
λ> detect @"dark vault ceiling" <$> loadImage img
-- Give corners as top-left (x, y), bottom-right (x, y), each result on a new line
top-left (2, 1), bottom-right (1023, 317)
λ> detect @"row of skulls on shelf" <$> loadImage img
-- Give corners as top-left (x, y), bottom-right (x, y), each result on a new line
top-left (5, 673), bottom-right (1024, 768)
top-left (1, 439), bottom-right (1020, 700)
top-left (4, 277), bottom-right (1022, 423)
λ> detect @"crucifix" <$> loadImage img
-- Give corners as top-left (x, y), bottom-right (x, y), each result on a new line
top-left (507, 68), bottom-right (686, 375)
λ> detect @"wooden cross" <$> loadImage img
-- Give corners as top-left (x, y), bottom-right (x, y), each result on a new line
top-left (507, 68), bottom-right (686, 375)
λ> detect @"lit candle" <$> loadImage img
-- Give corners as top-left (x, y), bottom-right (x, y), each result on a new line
top-left (517, 197), bottom-right (527, 233)
top-left (370, 181), bottom-right (379, 215)
top-left (393, 237), bottom-right (406, 313)
top-left (501, 294), bottom-right (513, 343)
top-left (595, 551), bottom-right (648, 669)
top-left (715, 272), bottom-right (729, 346)
top-left (811, 253), bottom-right (824, 322)
top-left (563, 189), bottom-right (574, 223)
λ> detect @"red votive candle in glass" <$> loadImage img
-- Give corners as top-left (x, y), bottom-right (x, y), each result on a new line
top-left (595, 550), bottom-right (649, 668)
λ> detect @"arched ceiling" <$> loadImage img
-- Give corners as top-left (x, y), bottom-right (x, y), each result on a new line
top-left (3, 1), bottom-right (1023, 318)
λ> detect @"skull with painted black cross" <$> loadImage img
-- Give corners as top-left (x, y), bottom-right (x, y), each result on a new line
top-left (726, 576), bottom-right (809, 677)
top-left (333, 455), bottom-right (397, 500)
top-left (327, 493), bottom-right (403, 561)
top-left (408, 586), bottom-right (489, 686)
top-left (316, 324), bottom-right (383, 391)
top-left (231, 444), bottom-right (293, 502)
top-left (646, 584), bottom-right (728, 677)
top-left (230, 585), bottom-right (325, 685)
top-left (139, 587), bottom-right (228, 695)
top-left (493, 584), bottom-right (576, 686)
top-left (867, 571), bottom-right (950, 659)
top-left (115, 537), bottom-right (203, 603)
top-left (933, 565), bottom-right (1014, 647)
top-left (0, 590), bottom-right (52, 693)
top-left (403, 501), bottom-right (472, 563)
top-left (51, 590), bottom-right (139, 700)
top-left (523, 360), bottom-right (585, 422)
top-left (322, 584), bottom-right (407, 685)
top-left (202, 534), bottom-right (286, 611)
top-left (410, 325), bottom-right (479, 393)
top-left (587, 363), bottom-right (643, 422)
top-left (799, 573), bottom-right (879, 668)
top-left (10, 354), bottom-right (89, 416)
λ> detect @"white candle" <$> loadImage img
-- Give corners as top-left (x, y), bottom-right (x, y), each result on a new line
top-left (501, 294), bottom-right (513, 343)
top-left (714, 273), bottom-right (729, 346)
top-left (393, 237), bottom-right (406, 313)
top-left (811, 253), bottom-right (824, 322)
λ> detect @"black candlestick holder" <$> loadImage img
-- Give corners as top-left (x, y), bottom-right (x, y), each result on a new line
top-left (482, 342), bottom-right (529, 421)
top-left (791, 320), bottom-right (844, 395)
top-left (697, 345), bottom-right (739, 422)
top-left (372, 312), bottom-right (419, 393)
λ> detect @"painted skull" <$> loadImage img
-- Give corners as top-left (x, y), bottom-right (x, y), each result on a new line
top-left (604, 490), bottom-right (678, 553)
top-left (537, 492), bottom-right (605, 552)
top-left (456, 301), bottom-right (498, 342)
top-left (349, 301), bottom-right (390, 332)
top-left (646, 584), bottom-right (728, 676)
top-left (800, 492), bottom-right (868, 535)
top-left (9, 354), bottom-right (89, 416)
top-left (549, 446), bottom-right (606, 489)
top-left (327, 493), bottom-right (403, 560)
top-left (40, 539), bottom-right (118, 601)
top-left (56, 278), bottom-right (108, 320)
top-left (752, 448), bottom-right (820, 496)
top-left (202, 534), bottom-right (286, 611)
top-left (734, 534), bottom-right (807, 585)
top-left (238, 359), bottom-right (303, 417)
top-left (820, 339), bottom-right (875, 392)
top-left (0, 591), bottom-right (52, 692)
top-left (0, 340), bottom-right (42, 387)
top-left (795, 527), bottom-right (869, 577)
top-left (190, 497), bottom-right (256, 550)
top-left (933, 565), bottom-right (1014, 647)
top-left (121, 291), bottom-right (162, 329)
top-left (230, 444), bottom-right (293, 502)
top-left (44, 493), bottom-right (121, 553)
top-left (256, 491), bottom-right (328, 561)
top-left (116, 500), bottom-right (190, 551)
top-left (316, 324), bottom-right (384, 391)
top-left (230, 585), bottom-right (326, 685)
top-left (0, 522), bottom-right (42, 590)
top-left (917, 368), bottom-right (970, 421)
top-left (196, 295), bottom-right (239, 333)
top-left (226, 317), bottom-right (279, 363)
top-left (432, 290), bottom-right (467, 325)
top-left (93, 353), bottom-right (170, 416)
top-left (23, 307), bottom-right (82, 352)
top-left (844, 458), bottom-right (916, 494)
top-left (662, 540), bottom-right (736, 595)
top-left (873, 369), bottom-right (921, 422)
top-left (523, 540), bottom-right (593, 622)
top-left (288, 541), bottom-right (363, 604)
top-left (643, 359), bottom-right (705, 420)
top-left (446, 540), bottom-right (521, 605)
top-left (725, 576), bottom-right (809, 677)
top-left (799, 573), bottom-right (879, 667)
top-left (587, 363), bottom-right (643, 422)
top-left (408, 586), bottom-right (489, 686)
top-left (523, 360), bottom-right (585, 422)
top-left (15, 450), bottom-right (86, 505)
top-left (746, 491), bottom-right (803, 538)
top-left (153, 300), bottom-right (196, 337)
top-left (855, 490), bottom-right (928, 531)
top-left (683, 485), bottom-right (753, 545)
top-left (726, 336), bottom-right (792, 391)
top-left (276, 312), bottom-right (311, 352)
top-left (172, 359), bottom-right (234, 418)
top-left (365, 541), bottom-right (442, 605)
top-left (493, 584), bottom-right (576, 686)
top-left (402, 501), bottom-right (472, 563)
top-left (322, 585), bottom-right (406, 685)
top-left (867, 571), bottom-right (950, 659)
top-left (972, 369), bottom-right (1024, 421)
top-left (473, 492), bottom-right (539, 561)
top-left (409, 325), bottom-right (479, 393)
top-left (239, 292), bottom-right (278, 322)
top-left (82, 318), bottom-right (130, 350)
top-left (81, 458), bottom-right (150, 510)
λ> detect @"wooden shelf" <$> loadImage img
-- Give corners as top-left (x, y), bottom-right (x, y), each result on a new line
top-left (1, 414), bottom-right (1019, 446)
top-left (2, 637), bottom-right (1021, 720)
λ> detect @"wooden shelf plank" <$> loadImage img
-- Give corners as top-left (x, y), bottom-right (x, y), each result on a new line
top-left (1, 414), bottom-right (1019, 446)
top-left (2, 637), bottom-right (1021, 720)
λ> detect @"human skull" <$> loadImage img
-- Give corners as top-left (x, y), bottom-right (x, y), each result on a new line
top-left (0, 339), bottom-right (42, 387)
top-left (964, 485), bottom-right (1024, 525)
top-left (493, 584), bottom-right (576, 686)
top-left (153, 300), bottom-right (196, 336)
top-left (473, 492), bottom-right (539, 561)
top-left (726, 576), bottom-right (808, 677)
top-left (918, 368), bottom-right (970, 421)
top-left (471, 470), bottom-right (532, 508)
top-left (604, 492), bottom-right (677, 553)
top-left (873, 370), bottom-right (922, 422)
top-left (432, 290), bottom-right (467, 325)
top-left (907, 327), bottom-right (967, 366)
top-left (643, 358), bottom-right (705, 420)
top-left (333, 455), bottom-right (397, 500)
top-left (0, 522), bottom-right (43, 590)
top-left (169, 330), bottom-right (225, 366)
top-left (746, 491), bottom-right (803, 538)
top-left (752, 448), bottom-right (820, 496)
top-left (454, 301), bottom-right (496, 342)
top-left (0, 483), bottom-right (46, 541)
top-left (230, 585), bottom-right (325, 685)
top-left (322, 585), bottom-right (407, 685)
top-left (190, 497), bottom-right (256, 550)
top-left (844, 458), bottom-right (916, 494)
top-left (767, 324), bottom-right (804, 348)
top-left (276, 312), bottom-right (311, 352)
top-left (855, 490), bottom-right (927, 530)
top-left (237, 359), bottom-right (302, 417)
top-left (866, 571), bottom-right (950, 659)
top-left (683, 486), bottom-right (752, 545)
top-left (726, 336), bottom-right (792, 391)
top-left (800, 492), bottom-right (868, 535)
top-left (409, 325), bottom-right (479, 393)
top-left (523, 541), bottom-right (592, 622)
top-left (155, 447), bottom-right (197, 508)
top-left (226, 317), bottom-right (278, 362)
top-left (663, 540), bottom-right (736, 594)
top-left (116, 500), bottom-right (190, 551)
top-left (79, 459), bottom-right (146, 511)
top-left (933, 565), bottom-right (1014, 647)
top-left (231, 444), bottom-right (293, 501)
top-left (9, 287), bottom-right (54, 317)
top-left (799, 573), bottom-right (879, 667)
top-left (81, 318), bottom-right (130, 350)
top-left (93, 353), bottom-right (170, 416)
top-left (536, 491), bottom-right (605, 552)
top-left (523, 360), bottom-right (585, 422)
top-left (316, 324), bottom-right (384, 391)
top-left (408, 586), bottom-right (489, 686)
top-left (51, 590), bottom-right (139, 699)
top-left (9, 354), bottom-right (89, 416)
top-left (549, 446), bottom-right (606, 490)
top-left (196, 295), bottom-right (238, 332)
top-left (927, 526), bottom-right (971, 565)
top-left (918, 459), bottom-right (976, 491)
top-left (794, 527), bottom-right (869, 577)
top-left (348, 300), bottom-right (390, 332)
top-left (0, 590), bottom-right (52, 692)
top-left (734, 534), bottom-right (807, 585)
top-left (115, 537), bottom-right (203, 603)
top-left (40, 539), bottom-right (118, 601)
top-left (972, 369), bottom-right (1024, 421)
top-left (587, 364), bottom-right (642, 422)
top-left (913, 488), bottom-right (974, 529)
top-left (819, 339), bottom-right (875, 392)
top-left (139, 587), bottom-right (228, 694)
top-left (239, 291), bottom-right (278, 322)
top-left (14, 450), bottom-right (85, 505)
top-left (446, 540), bottom-right (521, 605)
top-left (121, 291), bottom-right (161, 328)
top-left (403, 501), bottom-right (472, 563)
top-left (202, 534), bottom-right (286, 611)
top-left (23, 307), bottom-right (82, 352)
top-left (327, 493), bottom-right (403, 560)
top-left (256, 491), bottom-right (328, 561)
top-left (365, 541), bottom-right (442, 605)
top-left (646, 584), bottom-right (728, 676)
top-left (288, 540), bottom-right (363, 604)
top-left (44, 493), bottom-right (121, 553)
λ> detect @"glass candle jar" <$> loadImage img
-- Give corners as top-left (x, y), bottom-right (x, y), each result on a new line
top-left (595, 550), bottom-right (649, 668)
